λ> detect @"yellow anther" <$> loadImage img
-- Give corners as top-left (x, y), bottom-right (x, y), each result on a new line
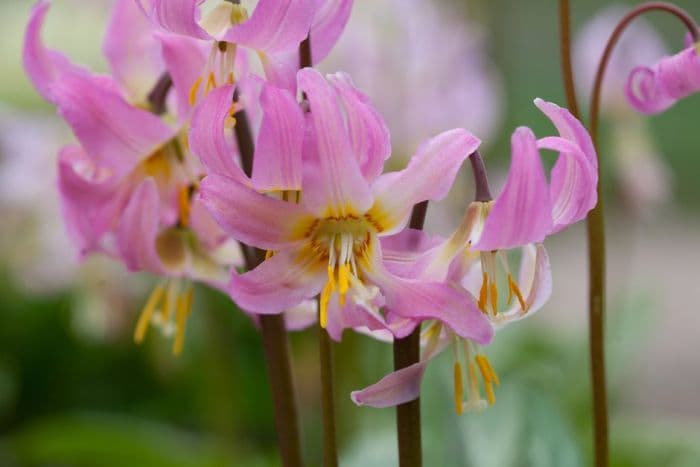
top-left (225, 103), bottom-right (237, 128)
top-left (189, 77), bottom-right (203, 106)
top-left (478, 272), bottom-right (488, 313)
top-left (230, 4), bottom-right (249, 25)
top-left (453, 362), bottom-right (465, 415)
top-left (205, 72), bottom-right (217, 93)
top-left (227, 72), bottom-right (235, 85)
top-left (177, 185), bottom-right (192, 228)
top-left (173, 285), bottom-right (193, 356)
top-left (265, 250), bottom-right (275, 260)
top-left (319, 282), bottom-right (332, 328)
top-left (483, 380), bottom-right (496, 405)
top-left (337, 264), bottom-right (350, 305)
top-left (507, 274), bottom-right (528, 314)
top-left (475, 354), bottom-right (498, 405)
top-left (489, 281), bottom-right (499, 315)
top-left (134, 285), bottom-right (165, 343)
top-left (467, 359), bottom-right (481, 399)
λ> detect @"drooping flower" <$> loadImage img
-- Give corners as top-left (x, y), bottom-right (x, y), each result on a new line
top-left (137, 0), bottom-right (352, 98)
top-left (352, 99), bottom-right (597, 413)
top-left (625, 32), bottom-right (700, 114)
top-left (574, 6), bottom-right (672, 217)
top-left (23, 0), bottom-right (242, 354)
top-left (197, 67), bottom-right (493, 345)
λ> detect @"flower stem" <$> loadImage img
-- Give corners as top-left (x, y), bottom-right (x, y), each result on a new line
top-left (234, 100), bottom-right (303, 466)
top-left (557, 1), bottom-right (609, 465)
top-left (391, 201), bottom-right (429, 467)
top-left (561, 3), bottom-right (699, 467)
top-left (319, 319), bottom-right (339, 467)
top-left (147, 72), bottom-right (173, 115)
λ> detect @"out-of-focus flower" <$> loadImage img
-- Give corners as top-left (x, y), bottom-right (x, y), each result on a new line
top-left (574, 6), bottom-right (668, 116)
top-left (626, 33), bottom-right (700, 115)
top-left (138, 0), bottom-right (351, 94)
top-left (197, 68), bottom-right (493, 345)
top-left (352, 99), bottom-right (597, 413)
top-left (324, 0), bottom-right (503, 158)
top-left (574, 6), bottom-right (675, 217)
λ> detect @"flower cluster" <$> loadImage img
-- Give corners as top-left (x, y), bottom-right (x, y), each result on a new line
top-left (23, 0), bottom-right (597, 413)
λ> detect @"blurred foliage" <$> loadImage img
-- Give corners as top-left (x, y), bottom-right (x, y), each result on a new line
top-left (1, 0), bottom-right (700, 465)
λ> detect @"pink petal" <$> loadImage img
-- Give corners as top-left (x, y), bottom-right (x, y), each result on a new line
top-left (362, 240), bottom-right (493, 344)
top-left (138, 0), bottom-right (210, 39)
top-left (157, 32), bottom-right (207, 121)
top-left (188, 84), bottom-right (246, 180)
top-left (537, 136), bottom-right (597, 233)
top-left (308, 0), bottom-right (353, 63)
top-left (51, 72), bottom-right (176, 177)
top-left (251, 83), bottom-right (304, 191)
top-left (284, 300), bottom-right (318, 331)
top-left (23, 0), bottom-right (87, 101)
top-left (475, 127), bottom-right (553, 251)
top-left (229, 250), bottom-right (325, 315)
top-left (351, 360), bottom-right (428, 408)
top-left (297, 68), bottom-right (373, 216)
top-left (370, 129), bottom-right (480, 234)
top-left (625, 46), bottom-right (700, 114)
top-left (104, 0), bottom-right (164, 101)
top-left (223, 0), bottom-right (315, 54)
top-left (116, 178), bottom-right (164, 274)
top-left (198, 174), bottom-right (314, 251)
top-left (328, 72), bottom-right (391, 182)
top-left (57, 145), bottom-right (124, 257)
top-left (259, 53), bottom-right (298, 93)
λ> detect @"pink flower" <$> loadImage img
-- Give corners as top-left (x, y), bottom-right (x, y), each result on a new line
top-left (351, 99), bottom-right (596, 412)
top-left (197, 68), bottom-right (493, 345)
top-left (137, 0), bottom-right (352, 95)
top-left (626, 34), bottom-right (700, 114)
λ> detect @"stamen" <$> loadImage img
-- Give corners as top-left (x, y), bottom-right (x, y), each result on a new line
top-left (265, 250), bottom-right (275, 260)
top-left (189, 77), bottom-right (203, 106)
top-left (489, 281), bottom-right (499, 316)
top-left (173, 285), bottom-right (194, 356)
top-left (478, 272), bottom-right (488, 313)
top-left (134, 284), bottom-right (165, 343)
top-left (320, 280), bottom-right (332, 328)
top-left (507, 273), bottom-right (528, 314)
top-left (337, 264), bottom-right (350, 306)
top-left (205, 72), bottom-right (217, 93)
top-left (475, 354), bottom-right (498, 405)
top-left (177, 185), bottom-right (191, 227)
top-left (453, 362), bottom-right (465, 415)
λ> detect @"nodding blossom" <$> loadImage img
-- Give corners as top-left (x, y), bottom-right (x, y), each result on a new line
top-left (23, 0), bottom-right (242, 354)
top-left (196, 68), bottom-right (494, 346)
top-left (352, 99), bottom-right (597, 413)
top-left (137, 0), bottom-right (352, 96)
top-left (625, 31), bottom-right (700, 115)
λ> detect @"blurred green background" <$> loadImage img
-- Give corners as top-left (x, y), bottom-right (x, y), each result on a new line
top-left (1, 0), bottom-right (700, 466)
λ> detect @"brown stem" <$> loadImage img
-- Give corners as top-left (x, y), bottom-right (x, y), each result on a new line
top-left (147, 73), bottom-right (173, 115)
top-left (391, 202), bottom-right (429, 467)
top-left (558, 0), bottom-right (581, 118)
top-left (319, 320), bottom-right (338, 467)
top-left (235, 94), bottom-right (303, 465)
top-left (469, 151), bottom-right (492, 202)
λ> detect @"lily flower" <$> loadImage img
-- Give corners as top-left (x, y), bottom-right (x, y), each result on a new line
top-left (197, 68), bottom-right (493, 345)
top-left (23, 0), bottom-right (241, 354)
top-left (352, 99), bottom-right (597, 413)
top-left (137, 0), bottom-right (352, 98)
top-left (626, 33), bottom-right (700, 114)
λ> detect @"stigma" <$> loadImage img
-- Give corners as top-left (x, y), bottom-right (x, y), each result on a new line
top-left (134, 278), bottom-right (194, 355)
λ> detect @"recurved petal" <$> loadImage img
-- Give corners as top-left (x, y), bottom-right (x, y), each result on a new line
top-left (362, 240), bottom-right (493, 344)
top-left (369, 129), bottom-right (480, 235)
top-left (297, 68), bottom-right (373, 216)
top-left (351, 360), bottom-right (428, 408)
top-left (308, 0), bottom-right (353, 63)
top-left (474, 127), bottom-right (552, 251)
top-left (229, 250), bottom-right (326, 315)
top-left (328, 72), bottom-right (391, 182)
top-left (223, 0), bottom-right (315, 54)
top-left (656, 45), bottom-right (700, 100)
top-left (251, 83), bottom-right (304, 191)
top-left (537, 136), bottom-right (597, 233)
top-left (57, 145), bottom-right (124, 257)
top-left (51, 72), bottom-right (176, 177)
top-left (138, 0), bottom-right (210, 39)
top-left (157, 32), bottom-right (207, 120)
top-left (116, 178), bottom-right (164, 274)
top-left (625, 65), bottom-right (676, 114)
top-left (188, 84), bottom-right (246, 180)
top-left (198, 174), bottom-right (315, 251)
top-left (23, 0), bottom-right (88, 101)
top-left (104, 0), bottom-right (164, 101)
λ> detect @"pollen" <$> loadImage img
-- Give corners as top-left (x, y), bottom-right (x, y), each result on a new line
top-left (453, 362), bottom-right (465, 415)
top-left (177, 185), bottom-right (192, 228)
top-left (189, 77), bottom-right (203, 106)
top-left (478, 272), bottom-right (488, 313)
top-left (134, 284), bottom-right (165, 344)
top-left (173, 285), bottom-right (194, 356)
top-left (205, 72), bottom-right (217, 94)
top-left (507, 273), bottom-right (528, 314)
top-left (475, 354), bottom-right (499, 405)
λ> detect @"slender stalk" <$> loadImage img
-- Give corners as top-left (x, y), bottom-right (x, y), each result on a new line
top-left (234, 100), bottom-right (303, 466)
top-left (147, 72), bottom-right (173, 115)
top-left (319, 318), bottom-right (339, 467)
top-left (562, 3), bottom-right (699, 466)
top-left (558, 0), bottom-right (581, 118)
top-left (391, 201), bottom-right (429, 467)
